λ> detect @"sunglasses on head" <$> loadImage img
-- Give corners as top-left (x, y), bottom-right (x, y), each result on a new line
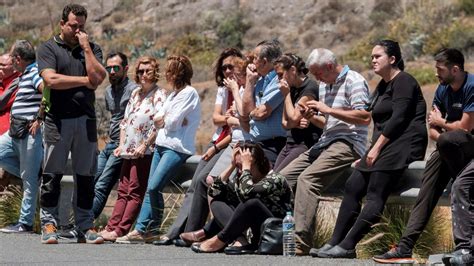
top-left (105, 65), bottom-right (121, 73)
top-left (222, 64), bottom-right (234, 71)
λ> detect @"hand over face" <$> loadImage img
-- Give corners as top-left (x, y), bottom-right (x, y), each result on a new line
top-left (76, 31), bottom-right (91, 50)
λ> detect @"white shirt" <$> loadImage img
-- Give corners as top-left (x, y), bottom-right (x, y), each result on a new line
top-left (155, 85), bottom-right (201, 155)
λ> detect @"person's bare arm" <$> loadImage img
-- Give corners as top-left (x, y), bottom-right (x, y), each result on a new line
top-left (306, 100), bottom-right (371, 125)
top-left (242, 64), bottom-right (259, 117)
top-left (41, 69), bottom-right (92, 90)
top-left (429, 107), bottom-right (473, 132)
top-left (212, 104), bottom-right (227, 127)
top-left (77, 31), bottom-right (106, 89)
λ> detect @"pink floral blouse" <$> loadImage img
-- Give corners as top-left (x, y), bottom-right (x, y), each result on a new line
top-left (119, 85), bottom-right (165, 159)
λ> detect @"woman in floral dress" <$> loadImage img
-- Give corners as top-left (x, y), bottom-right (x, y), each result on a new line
top-left (100, 56), bottom-right (166, 241)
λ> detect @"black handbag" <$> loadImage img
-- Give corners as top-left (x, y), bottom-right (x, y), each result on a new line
top-left (8, 115), bottom-right (30, 139)
top-left (258, 217), bottom-right (283, 255)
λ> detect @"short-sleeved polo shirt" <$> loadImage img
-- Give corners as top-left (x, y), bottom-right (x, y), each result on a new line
top-left (37, 35), bottom-right (103, 119)
top-left (249, 70), bottom-right (286, 141)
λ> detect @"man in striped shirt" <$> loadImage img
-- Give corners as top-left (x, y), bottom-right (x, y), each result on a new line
top-left (279, 48), bottom-right (371, 255)
top-left (0, 40), bottom-right (43, 234)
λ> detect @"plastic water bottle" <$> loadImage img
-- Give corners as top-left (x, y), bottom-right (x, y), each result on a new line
top-left (282, 211), bottom-right (296, 257)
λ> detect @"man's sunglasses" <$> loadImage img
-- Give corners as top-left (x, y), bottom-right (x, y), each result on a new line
top-left (105, 65), bottom-right (121, 73)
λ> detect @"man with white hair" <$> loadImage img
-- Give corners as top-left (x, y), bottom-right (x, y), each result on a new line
top-left (279, 48), bottom-right (371, 255)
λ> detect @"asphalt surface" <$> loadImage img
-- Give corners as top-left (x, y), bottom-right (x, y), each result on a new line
top-left (0, 233), bottom-right (376, 265)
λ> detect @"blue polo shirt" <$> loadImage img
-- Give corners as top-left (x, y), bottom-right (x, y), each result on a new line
top-left (249, 70), bottom-right (286, 141)
top-left (432, 72), bottom-right (474, 123)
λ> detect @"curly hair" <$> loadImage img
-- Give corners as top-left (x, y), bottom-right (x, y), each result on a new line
top-left (133, 56), bottom-right (160, 83)
top-left (166, 55), bottom-right (193, 90)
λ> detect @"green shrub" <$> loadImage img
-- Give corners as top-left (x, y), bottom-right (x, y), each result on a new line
top-left (357, 205), bottom-right (453, 260)
top-left (171, 34), bottom-right (218, 66)
top-left (0, 185), bottom-right (40, 233)
top-left (458, 0), bottom-right (474, 15)
top-left (406, 67), bottom-right (438, 86)
top-left (423, 20), bottom-right (474, 55)
top-left (216, 11), bottom-right (250, 49)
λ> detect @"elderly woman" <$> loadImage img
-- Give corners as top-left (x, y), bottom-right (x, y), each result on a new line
top-left (273, 53), bottom-right (324, 173)
top-left (191, 143), bottom-right (293, 254)
top-left (156, 48), bottom-right (244, 246)
top-left (99, 56), bottom-right (165, 241)
top-left (116, 55), bottom-right (201, 243)
top-left (314, 40), bottom-right (427, 258)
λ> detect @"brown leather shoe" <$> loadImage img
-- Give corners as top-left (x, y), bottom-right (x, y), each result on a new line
top-left (295, 236), bottom-right (310, 256)
top-left (179, 229), bottom-right (206, 245)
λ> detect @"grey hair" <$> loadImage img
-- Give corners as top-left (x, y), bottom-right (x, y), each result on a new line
top-left (306, 48), bottom-right (337, 67)
top-left (12, 40), bottom-right (36, 63)
top-left (256, 39), bottom-right (282, 64)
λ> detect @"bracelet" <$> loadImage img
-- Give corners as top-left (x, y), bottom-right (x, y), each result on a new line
top-left (213, 143), bottom-right (219, 152)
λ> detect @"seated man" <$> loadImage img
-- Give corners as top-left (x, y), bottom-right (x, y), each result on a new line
top-left (92, 51), bottom-right (135, 219)
top-left (279, 48), bottom-right (370, 255)
top-left (0, 40), bottom-right (44, 233)
top-left (241, 39), bottom-right (287, 163)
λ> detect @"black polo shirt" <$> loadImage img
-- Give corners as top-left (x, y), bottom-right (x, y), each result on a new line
top-left (37, 35), bottom-right (103, 119)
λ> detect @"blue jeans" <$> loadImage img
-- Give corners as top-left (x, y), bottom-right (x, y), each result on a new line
top-left (135, 146), bottom-right (189, 233)
top-left (0, 130), bottom-right (43, 226)
top-left (92, 142), bottom-right (123, 218)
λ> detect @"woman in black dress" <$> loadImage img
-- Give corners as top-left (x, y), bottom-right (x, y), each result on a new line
top-left (314, 40), bottom-right (428, 258)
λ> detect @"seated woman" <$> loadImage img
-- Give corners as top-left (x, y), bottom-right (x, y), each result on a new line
top-left (178, 55), bottom-right (252, 246)
top-left (191, 143), bottom-right (293, 254)
top-left (99, 56), bottom-right (165, 241)
top-left (313, 40), bottom-right (427, 258)
top-left (155, 49), bottom-right (243, 246)
top-left (273, 53), bottom-right (324, 173)
top-left (115, 55), bottom-right (201, 243)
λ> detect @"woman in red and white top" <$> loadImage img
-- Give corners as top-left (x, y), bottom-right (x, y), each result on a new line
top-left (100, 56), bottom-right (165, 241)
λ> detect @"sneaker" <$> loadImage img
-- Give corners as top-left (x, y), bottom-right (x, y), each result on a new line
top-left (373, 245), bottom-right (416, 264)
top-left (41, 224), bottom-right (58, 244)
top-left (442, 250), bottom-right (473, 266)
top-left (447, 253), bottom-right (473, 265)
top-left (58, 227), bottom-right (104, 244)
top-left (0, 222), bottom-right (33, 233)
top-left (116, 230), bottom-right (146, 244)
top-left (58, 227), bottom-right (86, 243)
top-left (84, 229), bottom-right (104, 244)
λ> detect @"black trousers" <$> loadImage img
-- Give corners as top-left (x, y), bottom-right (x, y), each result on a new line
top-left (211, 198), bottom-right (274, 244)
top-left (399, 130), bottom-right (474, 252)
top-left (165, 143), bottom-right (224, 239)
top-left (328, 169), bottom-right (402, 250)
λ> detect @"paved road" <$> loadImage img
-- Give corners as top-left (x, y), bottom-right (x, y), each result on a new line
top-left (0, 233), bottom-right (376, 265)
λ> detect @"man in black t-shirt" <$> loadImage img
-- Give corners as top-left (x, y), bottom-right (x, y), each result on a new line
top-left (37, 4), bottom-right (106, 245)
top-left (374, 49), bottom-right (474, 264)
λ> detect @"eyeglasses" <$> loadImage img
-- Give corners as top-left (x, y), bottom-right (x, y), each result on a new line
top-left (105, 65), bottom-right (121, 73)
top-left (222, 64), bottom-right (234, 71)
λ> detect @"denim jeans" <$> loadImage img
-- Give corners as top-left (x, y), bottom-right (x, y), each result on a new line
top-left (0, 130), bottom-right (43, 226)
top-left (92, 142), bottom-right (123, 218)
top-left (134, 146), bottom-right (189, 233)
